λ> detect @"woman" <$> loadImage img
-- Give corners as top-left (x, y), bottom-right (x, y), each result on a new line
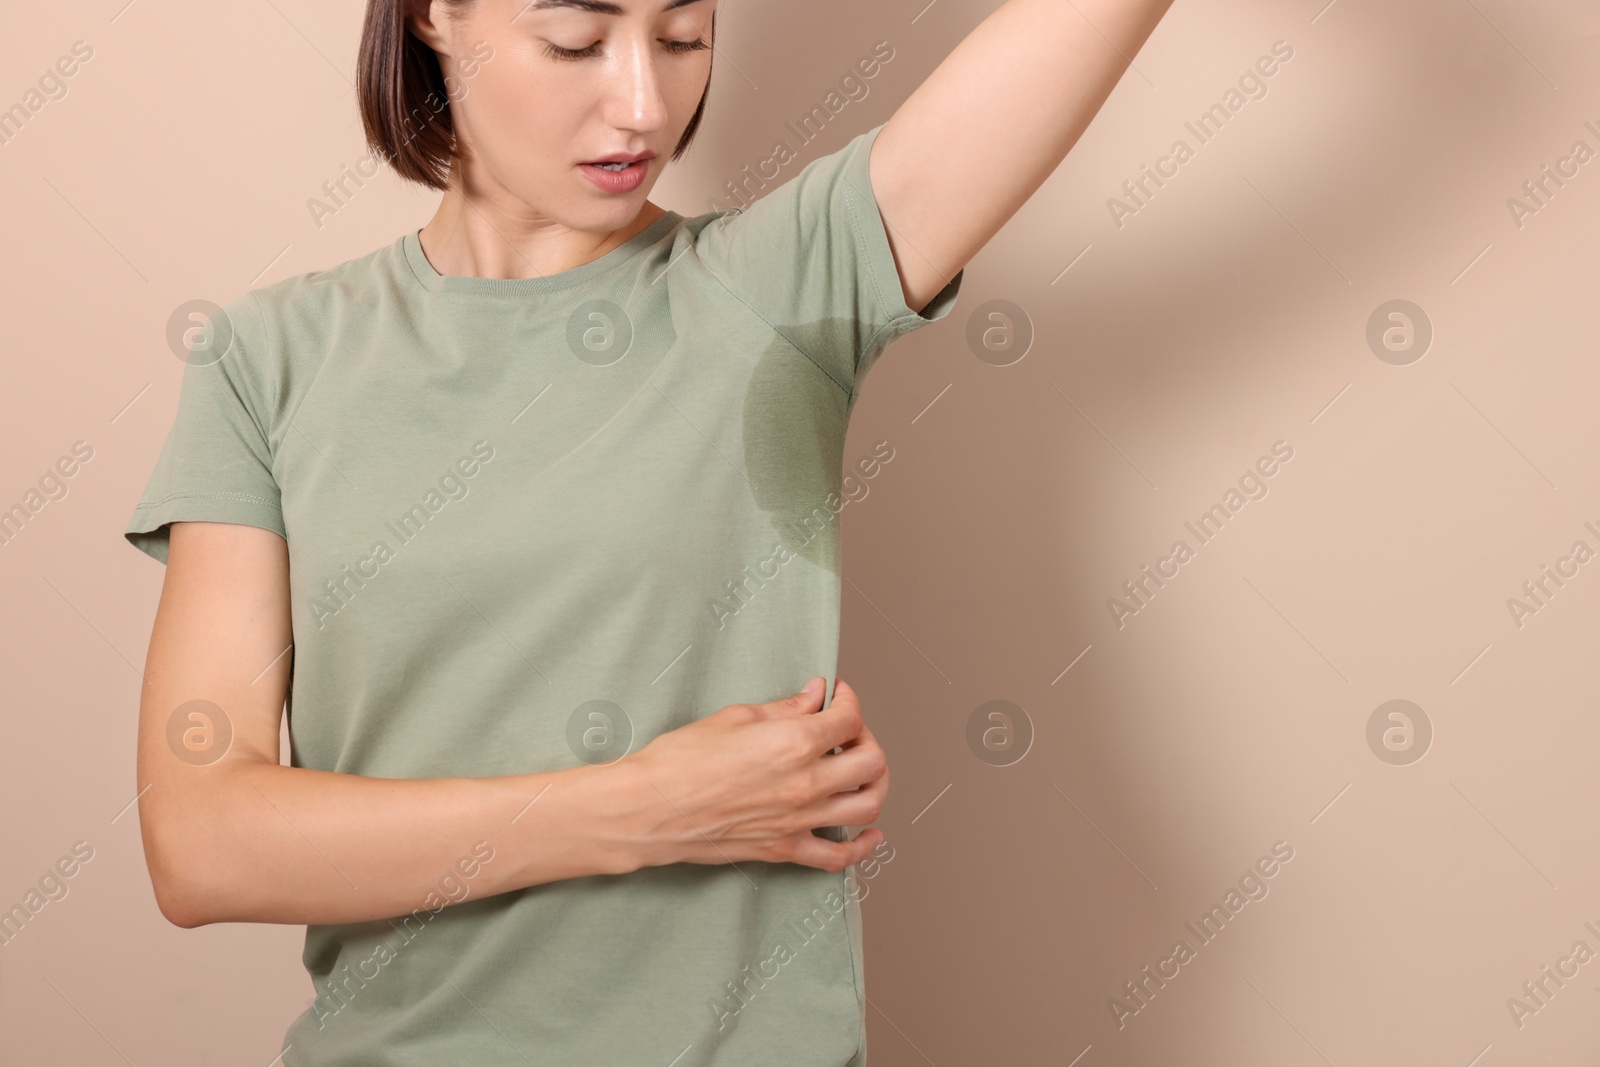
top-left (124, 0), bottom-right (1171, 1062)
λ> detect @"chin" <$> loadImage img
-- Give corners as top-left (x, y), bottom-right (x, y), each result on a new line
top-left (577, 197), bottom-right (646, 227)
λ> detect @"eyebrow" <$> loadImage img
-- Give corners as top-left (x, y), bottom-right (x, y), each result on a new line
top-left (519, 0), bottom-right (706, 14)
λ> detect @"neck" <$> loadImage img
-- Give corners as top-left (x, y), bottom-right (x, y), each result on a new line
top-left (418, 187), bottom-right (667, 281)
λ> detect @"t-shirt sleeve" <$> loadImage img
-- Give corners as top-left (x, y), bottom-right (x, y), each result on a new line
top-left (123, 290), bottom-right (286, 565)
top-left (691, 120), bottom-right (965, 397)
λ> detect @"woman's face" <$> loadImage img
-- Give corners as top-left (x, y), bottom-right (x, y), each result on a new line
top-left (413, 0), bottom-right (716, 229)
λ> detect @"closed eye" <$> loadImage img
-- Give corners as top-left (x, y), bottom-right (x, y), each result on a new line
top-left (544, 37), bottom-right (710, 61)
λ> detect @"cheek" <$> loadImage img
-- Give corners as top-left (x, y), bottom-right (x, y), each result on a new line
top-left (674, 51), bottom-right (713, 100)
top-left (460, 68), bottom-right (567, 158)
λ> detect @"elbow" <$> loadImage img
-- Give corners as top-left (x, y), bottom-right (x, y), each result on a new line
top-left (147, 845), bottom-right (213, 929)
top-left (143, 817), bottom-right (224, 929)
top-left (139, 759), bottom-right (270, 928)
top-left (154, 881), bottom-right (206, 929)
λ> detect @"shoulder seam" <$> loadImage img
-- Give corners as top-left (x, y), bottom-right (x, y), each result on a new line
top-left (248, 285), bottom-right (326, 455)
top-left (241, 289), bottom-right (279, 408)
top-left (234, 290), bottom-right (284, 454)
top-left (689, 227), bottom-right (854, 398)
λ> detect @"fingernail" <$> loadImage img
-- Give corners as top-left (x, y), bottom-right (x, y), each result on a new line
top-left (804, 676), bottom-right (824, 695)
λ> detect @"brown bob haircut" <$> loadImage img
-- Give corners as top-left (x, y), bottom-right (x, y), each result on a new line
top-left (357, 0), bottom-right (715, 191)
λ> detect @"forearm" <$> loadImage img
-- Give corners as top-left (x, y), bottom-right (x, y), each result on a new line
top-left (141, 755), bottom-right (653, 927)
top-left (931, 0), bottom-right (1171, 181)
top-left (979, 0), bottom-right (1173, 134)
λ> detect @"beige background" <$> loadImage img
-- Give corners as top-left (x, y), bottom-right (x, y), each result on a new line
top-left (4, 0), bottom-right (1600, 1063)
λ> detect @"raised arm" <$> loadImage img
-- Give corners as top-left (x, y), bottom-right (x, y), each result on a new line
top-left (870, 0), bottom-right (1176, 311)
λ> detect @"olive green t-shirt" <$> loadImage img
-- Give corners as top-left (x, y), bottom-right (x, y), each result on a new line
top-left (124, 120), bottom-right (962, 1065)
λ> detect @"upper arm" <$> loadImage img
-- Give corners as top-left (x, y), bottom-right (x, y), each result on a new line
top-left (870, 0), bottom-right (1175, 312)
top-left (121, 287), bottom-right (294, 920)
top-left (137, 520), bottom-right (292, 923)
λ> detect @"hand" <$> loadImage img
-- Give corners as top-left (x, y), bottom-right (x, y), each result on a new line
top-left (623, 677), bottom-right (889, 873)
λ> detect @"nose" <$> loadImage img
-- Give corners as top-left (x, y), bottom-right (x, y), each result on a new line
top-left (604, 36), bottom-right (671, 135)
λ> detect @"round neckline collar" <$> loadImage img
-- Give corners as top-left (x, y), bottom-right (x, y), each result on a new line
top-left (401, 210), bottom-right (682, 297)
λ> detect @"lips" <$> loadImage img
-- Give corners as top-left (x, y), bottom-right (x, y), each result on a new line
top-left (579, 155), bottom-right (651, 191)
top-left (583, 151), bottom-right (655, 166)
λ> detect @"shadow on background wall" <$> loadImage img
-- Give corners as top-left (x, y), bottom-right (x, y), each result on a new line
top-left (2, 0), bottom-right (1598, 1064)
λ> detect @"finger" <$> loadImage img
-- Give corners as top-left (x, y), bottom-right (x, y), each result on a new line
top-left (828, 678), bottom-right (861, 753)
top-left (749, 676), bottom-right (827, 721)
top-left (835, 694), bottom-right (877, 751)
top-left (808, 741), bottom-right (885, 797)
top-left (805, 678), bottom-right (865, 754)
top-left (806, 764), bottom-right (888, 826)
top-left (832, 716), bottom-right (889, 801)
top-left (783, 827), bottom-right (883, 873)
